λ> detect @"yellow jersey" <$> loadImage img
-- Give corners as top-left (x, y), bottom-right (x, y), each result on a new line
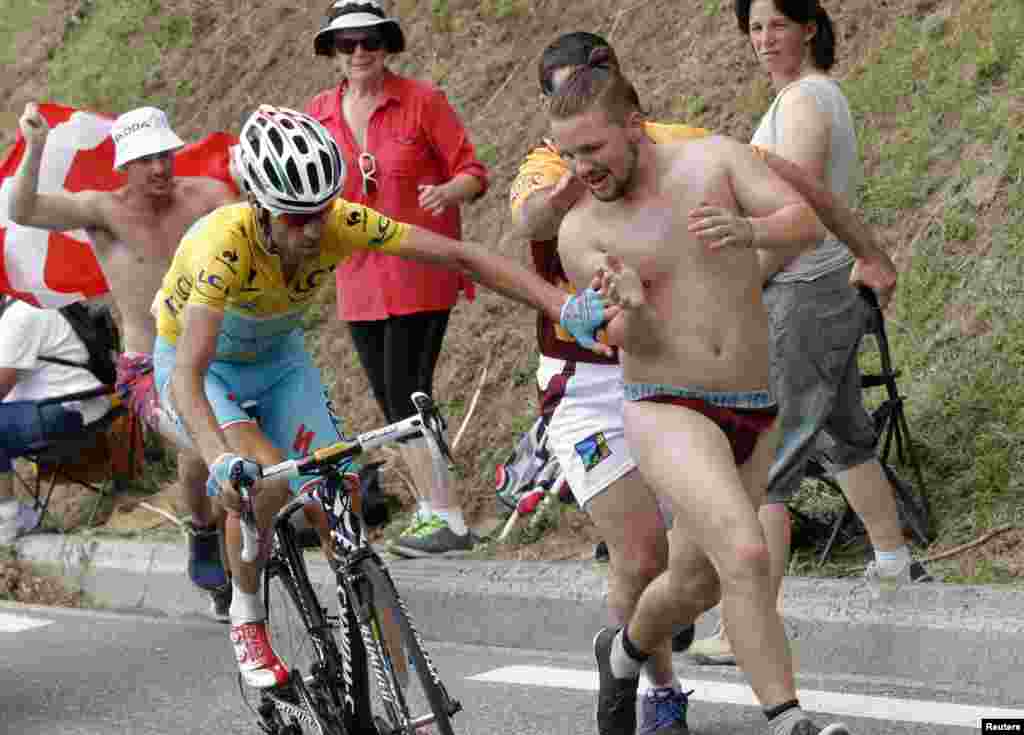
top-left (155, 200), bottom-right (407, 361)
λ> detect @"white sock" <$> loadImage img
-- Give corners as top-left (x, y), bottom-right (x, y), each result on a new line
top-left (416, 500), bottom-right (433, 521)
top-left (434, 508), bottom-right (467, 535)
top-left (610, 629), bottom-right (644, 679)
top-left (875, 545), bottom-right (911, 575)
top-left (229, 581), bottom-right (265, 625)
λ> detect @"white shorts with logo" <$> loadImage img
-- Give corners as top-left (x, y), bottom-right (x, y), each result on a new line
top-left (537, 355), bottom-right (637, 509)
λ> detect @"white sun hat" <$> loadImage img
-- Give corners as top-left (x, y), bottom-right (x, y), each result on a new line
top-left (313, 0), bottom-right (406, 56)
top-left (111, 106), bottom-right (185, 169)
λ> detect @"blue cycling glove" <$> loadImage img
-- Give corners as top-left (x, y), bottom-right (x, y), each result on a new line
top-left (559, 288), bottom-right (608, 350)
top-left (207, 453), bottom-right (262, 498)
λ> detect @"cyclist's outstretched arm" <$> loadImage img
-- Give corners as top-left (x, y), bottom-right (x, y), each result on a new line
top-left (395, 224), bottom-right (617, 358)
top-left (171, 304), bottom-right (231, 471)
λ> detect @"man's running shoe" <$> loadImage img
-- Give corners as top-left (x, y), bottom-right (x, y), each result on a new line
top-left (389, 514), bottom-right (477, 558)
top-left (671, 623), bottom-right (695, 653)
top-left (231, 621), bottom-right (290, 688)
top-left (771, 715), bottom-right (851, 735)
top-left (0, 500), bottom-right (41, 545)
top-left (594, 627), bottom-right (640, 735)
top-left (639, 687), bottom-right (692, 735)
top-left (209, 585), bottom-right (232, 624)
top-left (864, 558), bottom-right (933, 595)
top-left (686, 621), bottom-right (736, 665)
top-left (187, 521), bottom-right (228, 592)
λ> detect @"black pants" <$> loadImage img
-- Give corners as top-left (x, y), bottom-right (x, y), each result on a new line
top-left (348, 310), bottom-right (451, 423)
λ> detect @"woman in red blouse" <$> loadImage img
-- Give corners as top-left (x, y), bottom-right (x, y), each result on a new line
top-left (307, 0), bottom-right (488, 557)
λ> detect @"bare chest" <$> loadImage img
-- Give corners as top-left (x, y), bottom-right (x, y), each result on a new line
top-left (343, 95), bottom-right (379, 150)
top-left (93, 207), bottom-right (203, 270)
top-left (591, 200), bottom-right (691, 279)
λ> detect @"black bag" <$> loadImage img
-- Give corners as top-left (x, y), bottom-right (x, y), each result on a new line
top-left (39, 302), bottom-right (122, 386)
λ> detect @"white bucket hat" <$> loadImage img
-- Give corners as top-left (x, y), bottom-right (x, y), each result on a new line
top-left (313, 0), bottom-right (406, 56)
top-left (111, 106), bottom-right (184, 169)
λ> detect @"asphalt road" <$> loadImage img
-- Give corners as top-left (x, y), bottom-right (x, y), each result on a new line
top-left (3, 605), bottom-right (1019, 735)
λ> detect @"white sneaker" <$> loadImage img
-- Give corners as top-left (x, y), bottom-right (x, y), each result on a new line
top-left (0, 501), bottom-right (42, 545)
top-left (0, 501), bottom-right (18, 545)
top-left (865, 559), bottom-right (933, 596)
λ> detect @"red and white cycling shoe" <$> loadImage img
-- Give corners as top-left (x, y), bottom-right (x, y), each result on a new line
top-left (230, 621), bottom-right (290, 688)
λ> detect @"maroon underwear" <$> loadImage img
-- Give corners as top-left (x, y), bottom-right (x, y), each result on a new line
top-left (638, 395), bottom-right (778, 466)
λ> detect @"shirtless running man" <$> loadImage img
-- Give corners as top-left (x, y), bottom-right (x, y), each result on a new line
top-left (10, 103), bottom-right (238, 617)
top-left (550, 52), bottom-right (852, 735)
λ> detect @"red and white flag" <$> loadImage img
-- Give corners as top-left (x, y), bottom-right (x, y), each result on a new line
top-left (0, 103), bottom-right (239, 308)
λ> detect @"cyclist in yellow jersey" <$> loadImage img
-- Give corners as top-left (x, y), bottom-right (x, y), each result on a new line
top-left (153, 105), bottom-right (615, 689)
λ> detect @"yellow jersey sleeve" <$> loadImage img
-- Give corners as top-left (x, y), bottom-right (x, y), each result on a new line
top-left (321, 198), bottom-right (408, 259)
top-left (509, 144), bottom-right (567, 215)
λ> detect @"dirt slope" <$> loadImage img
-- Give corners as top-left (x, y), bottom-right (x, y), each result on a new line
top-left (3, 1), bottom-right (1015, 566)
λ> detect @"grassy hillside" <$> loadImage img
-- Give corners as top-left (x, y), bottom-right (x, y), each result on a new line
top-left (1, 0), bottom-right (1022, 579)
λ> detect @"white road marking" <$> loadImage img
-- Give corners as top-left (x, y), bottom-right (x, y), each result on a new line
top-left (0, 611), bottom-right (55, 633)
top-left (469, 665), bottom-right (1024, 729)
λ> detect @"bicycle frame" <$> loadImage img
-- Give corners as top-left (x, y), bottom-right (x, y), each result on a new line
top-left (244, 392), bottom-right (458, 734)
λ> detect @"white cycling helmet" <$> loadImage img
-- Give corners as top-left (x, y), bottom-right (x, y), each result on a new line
top-left (237, 105), bottom-right (345, 215)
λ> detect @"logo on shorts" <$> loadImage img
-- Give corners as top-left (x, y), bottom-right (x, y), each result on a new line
top-left (575, 432), bottom-right (611, 471)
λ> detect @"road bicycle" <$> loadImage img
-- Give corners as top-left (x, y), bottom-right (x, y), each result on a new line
top-left (234, 392), bottom-right (461, 735)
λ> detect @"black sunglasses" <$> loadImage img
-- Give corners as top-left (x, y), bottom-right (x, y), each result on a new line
top-left (336, 33), bottom-right (386, 55)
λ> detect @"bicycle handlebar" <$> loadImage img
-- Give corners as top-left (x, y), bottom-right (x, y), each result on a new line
top-left (231, 392), bottom-right (453, 562)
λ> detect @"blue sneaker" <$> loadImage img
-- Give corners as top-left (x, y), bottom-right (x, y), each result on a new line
top-left (639, 687), bottom-right (692, 735)
top-left (187, 521), bottom-right (228, 592)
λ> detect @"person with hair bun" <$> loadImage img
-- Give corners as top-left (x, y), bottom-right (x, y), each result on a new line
top-left (688, 0), bottom-right (932, 666)
top-left (546, 43), bottom-right (858, 731)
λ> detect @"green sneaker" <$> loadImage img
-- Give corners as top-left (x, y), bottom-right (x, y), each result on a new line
top-left (389, 514), bottom-right (478, 558)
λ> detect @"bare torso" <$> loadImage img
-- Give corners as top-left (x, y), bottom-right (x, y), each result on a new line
top-left (559, 138), bottom-right (771, 392)
top-left (89, 177), bottom-right (234, 353)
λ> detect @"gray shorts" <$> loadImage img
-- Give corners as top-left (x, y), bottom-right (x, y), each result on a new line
top-left (764, 264), bottom-right (879, 504)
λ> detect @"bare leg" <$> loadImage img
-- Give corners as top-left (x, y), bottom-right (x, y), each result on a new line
top-left (586, 469), bottom-right (674, 684)
top-left (759, 502), bottom-right (792, 610)
top-left (835, 458), bottom-right (905, 552)
top-left (220, 422), bottom-right (291, 596)
top-left (624, 402), bottom-right (795, 707)
top-left (400, 438), bottom-right (445, 507)
top-left (0, 472), bottom-right (13, 502)
top-left (179, 449), bottom-right (222, 527)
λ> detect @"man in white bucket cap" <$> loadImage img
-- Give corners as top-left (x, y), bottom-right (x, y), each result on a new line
top-left (10, 102), bottom-right (239, 619)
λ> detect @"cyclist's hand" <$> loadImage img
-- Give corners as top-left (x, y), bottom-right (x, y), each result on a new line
top-left (559, 288), bottom-right (616, 357)
top-left (207, 453), bottom-right (262, 509)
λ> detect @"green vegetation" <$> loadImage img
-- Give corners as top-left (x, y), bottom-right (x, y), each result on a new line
top-left (789, 0), bottom-right (1024, 578)
top-left (46, 0), bottom-right (193, 114)
top-left (0, 0), bottom-right (49, 65)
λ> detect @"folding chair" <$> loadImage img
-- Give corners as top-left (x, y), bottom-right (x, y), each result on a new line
top-left (800, 287), bottom-right (932, 564)
top-left (11, 385), bottom-right (132, 531)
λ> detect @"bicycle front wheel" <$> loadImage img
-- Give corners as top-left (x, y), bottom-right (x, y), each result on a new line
top-left (257, 556), bottom-right (346, 735)
top-left (354, 556), bottom-right (458, 735)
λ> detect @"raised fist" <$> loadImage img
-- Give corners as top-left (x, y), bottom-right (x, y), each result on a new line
top-left (19, 102), bottom-right (50, 150)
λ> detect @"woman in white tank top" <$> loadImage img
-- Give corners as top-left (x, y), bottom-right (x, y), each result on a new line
top-left (688, 1), bottom-right (929, 680)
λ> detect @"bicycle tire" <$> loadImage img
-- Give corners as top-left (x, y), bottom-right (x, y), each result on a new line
top-left (355, 556), bottom-right (457, 735)
top-left (259, 556), bottom-right (345, 734)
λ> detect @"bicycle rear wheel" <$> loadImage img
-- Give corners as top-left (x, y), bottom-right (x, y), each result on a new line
top-left (352, 556), bottom-right (458, 735)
